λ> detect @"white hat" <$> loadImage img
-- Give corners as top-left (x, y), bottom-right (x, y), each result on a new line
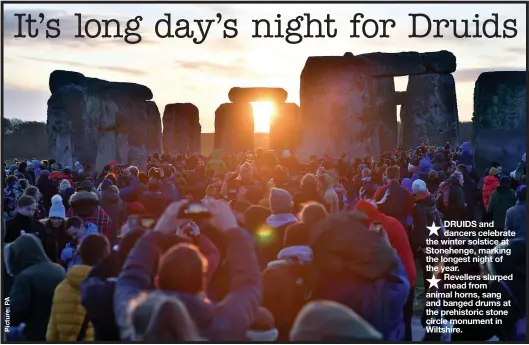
top-left (282, 150), bottom-right (291, 158)
top-left (412, 179), bottom-right (427, 195)
top-left (49, 194), bottom-right (66, 219)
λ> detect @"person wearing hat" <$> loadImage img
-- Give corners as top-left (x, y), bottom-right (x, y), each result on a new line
top-left (426, 170), bottom-right (440, 194)
top-left (40, 195), bottom-right (70, 262)
top-left (290, 300), bottom-right (382, 341)
top-left (261, 188), bottom-right (297, 265)
top-left (482, 166), bottom-right (501, 209)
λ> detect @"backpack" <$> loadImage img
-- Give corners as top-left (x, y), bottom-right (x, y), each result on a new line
top-left (498, 280), bottom-right (526, 341)
top-left (434, 182), bottom-right (452, 212)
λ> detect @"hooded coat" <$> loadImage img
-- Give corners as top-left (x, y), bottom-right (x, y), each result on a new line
top-left (67, 191), bottom-right (113, 239)
top-left (487, 182), bottom-right (516, 229)
top-left (505, 201), bottom-right (526, 239)
top-left (36, 171), bottom-right (58, 211)
top-left (4, 234), bottom-right (66, 340)
top-left (99, 188), bottom-right (127, 239)
top-left (354, 201), bottom-right (416, 287)
top-left (308, 211), bottom-right (409, 340)
top-left (46, 265), bottom-right (94, 341)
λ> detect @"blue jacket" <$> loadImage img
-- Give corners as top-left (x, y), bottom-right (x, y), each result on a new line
top-left (60, 222), bottom-right (99, 270)
top-left (118, 175), bottom-right (139, 202)
top-left (314, 255), bottom-right (409, 340)
top-left (113, 229), bottom-right (261, 341)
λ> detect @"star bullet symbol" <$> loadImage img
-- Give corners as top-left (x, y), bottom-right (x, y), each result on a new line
top-left (427, 222), bottom-right (441, 237)
top-left (426, 274), bottom-right (441, 289)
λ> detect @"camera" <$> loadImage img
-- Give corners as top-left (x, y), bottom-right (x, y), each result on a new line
top-left (177, 202), bottom-right (211, 220)
top-left (128, 214), bottom-right (156, 230)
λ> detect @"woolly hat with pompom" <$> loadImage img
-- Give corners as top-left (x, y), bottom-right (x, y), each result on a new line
top-left (49, 194), bottom-right (66, 219)
top-left (412, 179), bottom-right (427, 195)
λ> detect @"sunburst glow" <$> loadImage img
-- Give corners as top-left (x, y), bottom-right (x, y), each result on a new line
top-left (251, 102), bottom-right (275, 133)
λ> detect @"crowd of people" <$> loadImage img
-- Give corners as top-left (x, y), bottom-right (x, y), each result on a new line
top-left (2, 141), bottom-right (526, 342)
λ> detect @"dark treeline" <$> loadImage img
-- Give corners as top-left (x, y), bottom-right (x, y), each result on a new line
top-left (2, 118), bottom-right (473, 160)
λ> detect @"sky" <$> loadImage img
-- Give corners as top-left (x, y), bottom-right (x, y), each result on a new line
top-left (3, 2), bottom-right (527, 133)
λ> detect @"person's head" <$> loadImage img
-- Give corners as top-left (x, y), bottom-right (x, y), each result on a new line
top-left (16, 195), bottom-right (37, 217)
top-left (78, 233), bottom-right (110, 266)
top-left (131, 292), bottom-right (202, 342)
top-left (489, 166), bottom-right (500, 177)
top-left (205, 184), bottom-right (217, 198)
top-left (269, 188), bottom-right (293, 215)
top-left (299, 202), bottom-right (327, 225)
top-left (49, 194), bottom-right (66, 226)
top-left (411, 179), bottom-right (427, 195)
top-left (6, 174), bottom-right (17, 186)
top-left (65, 216), bottom-right (86, 239)
top-left (23, 185), bottom-right (40, 202)
top-left (385, 165), bottom-right (399, 182)
top-left (154, 243), bottom-right (207, 295)
top-left (318, 173), bottom-right (333, 191)
top-left (451, 170), bottom-right (464, 186)
top-left (244, 205), bottom-right (272, 236)
top-left (300, 173), bottom-right (318, 191)
top-left (59, 179), bottom-right (72, 192)
top-left (499, 176), bottom-right (511, 189)
top-left (238, 162), bottom-right (253, 181)
top-left (129, 166), bottom-right (139, 177)
top-left (231, 200), bottom-right (252, 224)
top-left (290, 300), bottom-right (382, 341)
top-left (283, 222), bottom-right (310, 247)
top-left (361, 168), bottom-right (371, 178)
top-left (428, 170), bottom-right (438, 179)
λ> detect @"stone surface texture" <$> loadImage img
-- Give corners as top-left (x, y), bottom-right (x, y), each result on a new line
top-left (472, 71), bottom-right (526, 177)
top-left (214, 103), bottom-right (254, 154)
top-left (162, 103), bottom-right (201, 154)
top-left (46, 70), bottom-right (153, 172)
top-left (400, 73), bottom-right (459, 148)
top-left (269, 103), bottom-right (301, 153)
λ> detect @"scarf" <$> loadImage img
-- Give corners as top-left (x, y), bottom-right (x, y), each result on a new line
top-left (414, 190), bottom-right (431, 201)
top-left (277, 245), bottom-right (313, 264)
top-left (266, 213), bottom-right (297, 228)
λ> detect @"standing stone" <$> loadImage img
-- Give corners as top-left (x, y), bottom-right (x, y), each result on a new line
top-left (46, 70), bottom-right (153, 172)
top-left (145, 101), bottom-right (162, 155)
top-left (270, 103), bottom-right (301, 154)
top-left (228, 87), bottom-right (288, 103)
top-left (400, 74), bottom-right (459, 148)
top-left (162, 103), bottom-right (200, 155)
top-left (214, 103), bottom-right (254, 154)
top-left (472, 71), bottom-right (526, 177)
top-left (372, 76), bottom-right (398, 153)
top-left (297, 56), bottom-right (380, 163)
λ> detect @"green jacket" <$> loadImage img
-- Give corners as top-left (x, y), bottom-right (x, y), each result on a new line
top-left (488, 188), bottom-right (517, 229)
top-left (5, 234), bottom-right (66, 341)
top-left (514, 161), bottom-right (526, 183)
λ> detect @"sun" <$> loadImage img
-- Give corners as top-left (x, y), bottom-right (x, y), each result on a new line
top-left (251, 102), bottom-right (275, 133)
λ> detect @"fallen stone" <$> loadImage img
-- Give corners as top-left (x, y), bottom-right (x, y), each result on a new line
top-left (400, 74), bottom-right (459, 148)
top-left (228, 87), bottom-right (288, 103)
top-left (162, 103), bottom-right (200, 155)
top-left (214, 103), bottom-right (254, 155)
top-left (472, 71), bottom-right (526, 177)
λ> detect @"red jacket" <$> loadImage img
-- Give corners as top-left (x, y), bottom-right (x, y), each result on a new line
top-left (355, 200), bottom-right (417, 287)
top-left (482, 175), bottom-right (500, 210)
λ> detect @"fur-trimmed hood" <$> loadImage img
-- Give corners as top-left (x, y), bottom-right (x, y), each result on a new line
top-left (69, 191), bottom-right (99, 216)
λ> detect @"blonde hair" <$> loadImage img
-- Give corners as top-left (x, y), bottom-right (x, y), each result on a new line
top-left (319, 173), bottom-right (334, 191)
top-left (205, 184), bottom-right (216, 197)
